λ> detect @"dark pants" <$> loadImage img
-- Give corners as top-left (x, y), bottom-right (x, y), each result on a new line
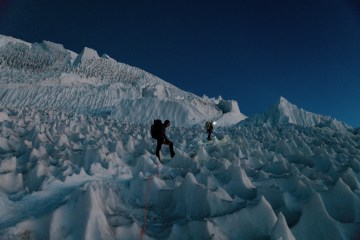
top-left (207, 131), bottom-right (212, 140)
top-left (156, 138), bottom-right (175, 161)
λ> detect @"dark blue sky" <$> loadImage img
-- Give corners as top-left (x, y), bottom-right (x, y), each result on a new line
top-left (1, 0), bottom-right (360, 127)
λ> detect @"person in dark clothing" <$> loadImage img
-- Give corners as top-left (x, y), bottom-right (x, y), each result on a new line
top-left (207, 121), bottom-right (214, 141)
top-left (156, 119), bottom-right (175, 162)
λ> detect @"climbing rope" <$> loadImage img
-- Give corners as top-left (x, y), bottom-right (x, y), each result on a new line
top-left (140, 176), bottom-right (152, 240)
top-left (140, 163), bottom-right (160, 240)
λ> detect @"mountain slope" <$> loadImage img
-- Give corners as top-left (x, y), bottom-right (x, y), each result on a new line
top-left (0, 34), bottom-right (246, 126)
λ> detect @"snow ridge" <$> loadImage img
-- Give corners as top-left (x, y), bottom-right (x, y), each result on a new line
top-left (261, 96), bottom-right (349, 130)
top-left (0, 34), bottom-right (246, 126)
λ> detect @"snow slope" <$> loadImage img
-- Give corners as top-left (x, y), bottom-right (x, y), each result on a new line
top-left (0, 35), bottom-right (359, 240)
top-left (0, 34), bottom-right (246, 127)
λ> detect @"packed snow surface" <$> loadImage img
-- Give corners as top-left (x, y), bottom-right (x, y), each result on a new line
top-left (0, 35), bottom-right (359, 240)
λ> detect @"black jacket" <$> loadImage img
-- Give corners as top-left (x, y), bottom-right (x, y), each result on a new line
top-left (207, 124), bottom-right (213, 133)
top-left (159, 124), bottom-right (170, 142)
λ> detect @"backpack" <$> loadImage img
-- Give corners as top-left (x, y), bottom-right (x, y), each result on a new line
top-left (151, 119), bottom-right (162, 139)
top-left (205, 121), bottom-right (212, 130)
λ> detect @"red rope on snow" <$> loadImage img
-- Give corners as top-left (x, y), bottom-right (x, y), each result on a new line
top-left (140, 163), bottom-right (161, 240)
top-left (140, 176), bottom-right (152, 240)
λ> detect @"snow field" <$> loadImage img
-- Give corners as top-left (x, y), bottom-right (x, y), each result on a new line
top-left (0, 108), bottom-right (359, 239)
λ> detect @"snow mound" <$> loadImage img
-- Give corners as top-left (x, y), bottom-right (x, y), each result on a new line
top-left (73, 47), bottom-right (100, 66)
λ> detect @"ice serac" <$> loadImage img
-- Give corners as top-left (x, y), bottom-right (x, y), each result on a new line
top-left (73, 47), bottom-right (100, 66)
top-left (262, 96), bottom-right (349, 130)
top-left (0, 34), bottom-right (245, 127)
top-left (270, 212), bottom-right (296, 240)
top-left (292, 193), bottom-right (345, 240)
top-left (215, 99), bottom-right (247, 126)
top-left (223, 164), bottom-right (257, 199)
top-left (214, 196), bottom-right (277, 239)
top-left (321, 178), bottom-right (360, 223)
